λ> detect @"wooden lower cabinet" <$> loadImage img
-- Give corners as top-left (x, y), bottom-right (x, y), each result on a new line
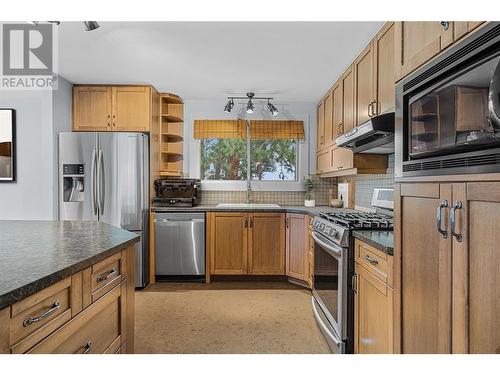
top-left (0, 245), bottom-right (135, 354)
top-left (285, 214), bottom-right (308, 281)
top-left (248, 213), bottom-right (286, 275)
top-left (354, 262), bottom-right (394, 354)
top-left (395, 181), bottom-right (500, 354)
top-left (207, 212), bottom-right (286, 277)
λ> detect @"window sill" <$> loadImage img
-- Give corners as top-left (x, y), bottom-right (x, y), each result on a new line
top-left (201, 180), bottom-right (306, 192)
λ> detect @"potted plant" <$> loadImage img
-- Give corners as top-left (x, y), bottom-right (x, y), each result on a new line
top-left (303, 175), bottom-right (315, 207)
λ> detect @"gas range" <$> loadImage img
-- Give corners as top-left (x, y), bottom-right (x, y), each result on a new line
top-left (312, 210), bottom-right (393, 247)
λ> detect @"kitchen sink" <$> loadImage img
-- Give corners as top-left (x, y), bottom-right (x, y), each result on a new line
top-left (216, 203), bottom-right (281, 208)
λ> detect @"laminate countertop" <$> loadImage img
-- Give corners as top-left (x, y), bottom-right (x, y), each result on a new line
top-left (352, 230), bottom-right (394, 256)
top-left (0, 221), bottom-right (139, 310)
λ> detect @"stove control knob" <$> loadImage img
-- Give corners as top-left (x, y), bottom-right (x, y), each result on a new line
top-left (319, 223), bottom-right (325, 230)
top-left (329, 228), bottom-right (337, 237)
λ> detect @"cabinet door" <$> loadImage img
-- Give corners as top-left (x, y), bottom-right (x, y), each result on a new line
top-left (209, 212), bottom-right (248, 275)
top-left (373, 22), bottom-right (395, 115)
top-left (73, 86), bottom-right (111, 131)
top-left (354, 43), bottom-right (375, 127)
top-left (324, 93), bottom-right (334, 147)
top-left (394, 22), bottom-right (454, 81)
top-left (112, 86), bottom-right (150, 132)
top-left (286, 214), bottom-right (308, 281)
top-left (398, 183), bottom-right (452, 353)
top-left (333, 147), bottom-right (353, 171)
top-left (316, 147), bottom-right (332, 174)
top-left (248, 213), bottom-right (285, 275)
top-left (342, 66), bottom-right (355, 135)
top-left (460, 182), bottom-right (500, 353)
top-left (332, 82), bottom-right (343, 138)
top-left (454, 21), bottom-right (484, 41)
top-left (355, 264), bottom-right (394, 354)
top-left (317, 102), bottom-right (325, 151)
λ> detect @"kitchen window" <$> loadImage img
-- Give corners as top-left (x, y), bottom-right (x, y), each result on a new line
top-left (192, 118), bottom-right (307, 190)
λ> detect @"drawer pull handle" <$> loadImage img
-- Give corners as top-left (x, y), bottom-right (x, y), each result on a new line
top-left (23, 301), bottom-right (60, 327)
top-left (96, 268), bottom-right (116, 283)
top-left (83, 341), bottom-right (93, 354)
top-left (364, 255), bottom-right (379, 265)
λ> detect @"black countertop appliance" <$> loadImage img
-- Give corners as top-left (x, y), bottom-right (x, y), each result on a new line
top-left (153, 178), bottom-right (201, 207)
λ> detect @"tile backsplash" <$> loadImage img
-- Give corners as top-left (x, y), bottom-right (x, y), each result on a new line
top-left (200, 177), bottom-right (337, 206)
top-left (342, 154), bottom-right (395, 210)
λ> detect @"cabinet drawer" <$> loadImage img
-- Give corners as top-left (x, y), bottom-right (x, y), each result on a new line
top-left (10, 278), bottom-right (73, 353)
top-left (355, 239), bottom-right (393, 287)
top-left (28, 282), bottom-right (124, 354)
top-left (90, 253), bottom-right (123, 303)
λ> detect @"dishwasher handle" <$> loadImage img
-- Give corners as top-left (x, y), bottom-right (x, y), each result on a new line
top-left (154, 218), bottom-right (205, 223)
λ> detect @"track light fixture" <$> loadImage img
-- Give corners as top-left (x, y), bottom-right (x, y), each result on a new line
top-left (83, 21), bottom-right (100, 31)
top-left (223, 92), bottom-right (279, 116)
top-left (224, 98), bottom-right (234, 113)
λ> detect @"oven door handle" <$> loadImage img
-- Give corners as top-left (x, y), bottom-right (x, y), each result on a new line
top-left (312, 232), bottom-right (342, 258)
top-left (312, 298), bottom-right (341, 346)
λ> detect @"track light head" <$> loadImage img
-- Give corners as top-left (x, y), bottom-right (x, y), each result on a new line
top-left (83, 21), bottom-right (100, 31)
top-left (224, 98), bottom-right (234, 113)
top-left (246, 99), bottom-right (254, 114)
top-left (267, 100), bottom-right (279, 116)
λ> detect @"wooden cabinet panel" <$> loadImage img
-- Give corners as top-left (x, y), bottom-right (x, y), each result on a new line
top-left (112, 86), bottom-right (150, 132)
top-left (454, 21), bottom-right (484, 41)
top-left (395, 21), bottom-right (454, 81)
top-left (209, 212), bottom-right (248, 275)
top-left (286, 214), bottom-right (308, 281)
top-left (373, 22), bottom-right (395, 115)
top-left (317, 102), bottom-right (325, 151)
top-left (400, 183), bottom-right (452, 353)
top-left (332, 83), bottom-right (343, 138)
top-left (355, 264), bottom-right (394, 354)
top-left (316, 146), bottom-right (332, 174)
top-left (73, 86), bottom-right (111, 131)
top-left (464, 183), bottom-right (500, 353)
top-left (342, 67), bottom-right (355, 135)
top-left (355, 239), bottom-right (393, 287)
top-left (333, 147), bottom-right (353, 171)
top-left (324, 92), bottom-right (334, 147)
top-left (354, 43), bottom-right (375, 127)
top-left (28, 282), bottom-right (124, 354)
top-left (248, 213), bottom-right (285, 275)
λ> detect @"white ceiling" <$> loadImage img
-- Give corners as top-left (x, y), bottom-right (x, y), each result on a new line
top-left (58, 22), bottom-right (384, 102)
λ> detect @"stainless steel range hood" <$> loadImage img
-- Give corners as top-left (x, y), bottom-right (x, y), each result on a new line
top-left (336, 112), bottom-right (395, 154)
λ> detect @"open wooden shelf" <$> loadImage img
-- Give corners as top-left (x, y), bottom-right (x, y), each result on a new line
top-left (159, 93), bottom-right (184, 176)
top-left (161, 114), bottom-right (184, 122)
top-left (161, 133), bottom-right (184, 142)
top-left (160, 92), bottom-right (183, 104)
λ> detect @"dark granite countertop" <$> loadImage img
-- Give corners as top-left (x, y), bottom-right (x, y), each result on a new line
top-left (0, 221), bottom-right (139, 310)
top-left (152, 205), bottom-right (355, 217)
top-left (353, 230), bottom-right (394, 256)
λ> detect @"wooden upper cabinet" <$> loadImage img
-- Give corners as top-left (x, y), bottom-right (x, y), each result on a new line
top-left (373, 22), bottom-right (395, 115)
top-left (394, 22), bottom-right (454, 81)
top-left (332, 82), bottom-right (343, 138)
top-left (286, 213), bottom-right (308, 281)
top-left (209, 212), bottom-right (248, 275)
top-left (73, 86), bottom-right (111, 131)
top-left (454, 22), bottom-right (484, 42)
top-left (112, 86), bottom-right (151, 132)
top-left (342, 66), bottom-right (355, 135)
top-left (73, 85), bottom-right (152, 132)
top-left (354, 43), bottom-right (375, 127)
top-left (317, 102), bottom-right (325, 151)
top-left (324, 92), bottom-right (334, 148)
top-left (248, 213), bottom-right (285, 275)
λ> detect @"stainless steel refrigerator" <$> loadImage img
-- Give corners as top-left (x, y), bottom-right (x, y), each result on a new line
top-left (58, 132), bottom-right (150, 288)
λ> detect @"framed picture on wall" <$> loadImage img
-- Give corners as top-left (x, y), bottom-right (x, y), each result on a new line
top-left (0, 109), bottom-right (16, 182)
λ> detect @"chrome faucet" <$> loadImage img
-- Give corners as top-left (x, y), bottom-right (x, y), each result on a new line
top-left (246, 180), bottom-right (252, 204)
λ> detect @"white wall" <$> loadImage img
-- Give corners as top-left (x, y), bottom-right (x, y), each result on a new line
top-left (183, 100), bottom-right (317, 184)
top-left (0, 77), bottom-right (72, 220)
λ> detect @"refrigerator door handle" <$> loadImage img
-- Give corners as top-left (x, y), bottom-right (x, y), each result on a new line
top-left (91, 149), bottom-right (98, 215)
top-left (98, 149), bottom-right (105, 215)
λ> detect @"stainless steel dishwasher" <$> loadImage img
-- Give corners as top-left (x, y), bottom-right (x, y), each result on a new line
top-left (154, 212), bottom-right (205, 277)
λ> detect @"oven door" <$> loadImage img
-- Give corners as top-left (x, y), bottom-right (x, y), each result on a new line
top-left (311, 231), bottom-right (348, 341)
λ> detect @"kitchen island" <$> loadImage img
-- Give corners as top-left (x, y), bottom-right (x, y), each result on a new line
top-left (0, 221), bottom-right (138, 354)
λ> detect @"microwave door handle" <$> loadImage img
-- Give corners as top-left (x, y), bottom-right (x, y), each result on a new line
top-left (311, 232), bottom-right (342, 258)
top-left (91, 149), bottom-right (98, 216)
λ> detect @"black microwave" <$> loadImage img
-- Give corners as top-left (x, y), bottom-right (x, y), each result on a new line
top-left (396, 22), bottom-right (500, 178)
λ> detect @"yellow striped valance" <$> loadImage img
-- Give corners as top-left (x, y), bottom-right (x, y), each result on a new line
top-left (193, 119), bottom-right (304, 140)
top-left (250, 120), bottom-right (304, 140)
top-left (193, 120), bottom-right (246, 139)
